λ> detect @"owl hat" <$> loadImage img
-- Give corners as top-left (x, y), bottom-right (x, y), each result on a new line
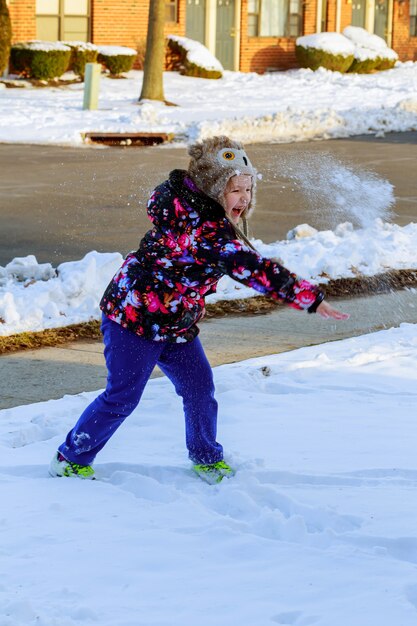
top-left (187, 136), bottom-right (257, 224)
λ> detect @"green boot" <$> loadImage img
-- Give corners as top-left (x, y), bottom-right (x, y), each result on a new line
top-left (193, 460), bottom-right (235, 484)
top-left (49, 452), bottom-right (95, 479)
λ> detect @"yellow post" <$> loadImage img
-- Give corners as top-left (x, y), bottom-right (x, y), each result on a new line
top-left (83, 63), bottom-right (101, 110)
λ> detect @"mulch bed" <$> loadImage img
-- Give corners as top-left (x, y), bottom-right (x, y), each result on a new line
top-left (1, 269), bottom-right (416, 355)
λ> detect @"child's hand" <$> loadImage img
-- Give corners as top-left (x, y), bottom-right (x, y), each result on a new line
top-left (316, 301), bottom-right (350, 320)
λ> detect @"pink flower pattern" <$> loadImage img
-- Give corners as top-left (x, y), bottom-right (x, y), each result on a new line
top-left (100, 170), bottom-right (324, 342)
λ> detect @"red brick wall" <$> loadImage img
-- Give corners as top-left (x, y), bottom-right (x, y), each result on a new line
top-left (392, 0), bottom-right (417, 60)
top-left (91, 0), bottom-right (148, 47)
top-left (240, 0), bottom-right (312, 72)
top-left (323, 0), bottom-right (417, 61)
top-left (9, 0), bottom-right (37, 42)
top-left (8, 0), bottom-right (417, 70)
top-left (92, 0), bottom-right (185, 47)
top-left (165, 0), bottom-right (186, 36)
top-left (323, 0), bottom-right (353, 32)
top-left (8, 0), bottom-right (185, 48)
top-left (326, 0), bottom-right (336, 31)
top-left (340, 0), bottom-right (352, 30)
top-left (304, 0), bottom-right (317, 33)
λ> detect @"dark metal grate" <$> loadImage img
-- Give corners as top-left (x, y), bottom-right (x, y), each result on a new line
top-left (83, 132), bottom-right (174, 147)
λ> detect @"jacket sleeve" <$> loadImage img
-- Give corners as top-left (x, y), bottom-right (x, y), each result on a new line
top-left (195, 220), bottom-right (325, 313)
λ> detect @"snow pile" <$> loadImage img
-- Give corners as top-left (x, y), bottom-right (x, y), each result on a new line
top-left (343, 26), bottom-right (390, 52)
top-left (2, 220), bottom-right (417, 336)
top-left (0, 251), bottom-right (122, 335)
top-left (12, 40), bottom-right (71, 52)
top-left (66, 41), bottom-right (98, 52)
top-left (2, 325), bottom-right (417, 625)
top-left (400, 97), bottom-right (417, 113)
top-left (96, 45), bottom-right (137, 57)
top-left (1, 63), bottom-right (417, 145)
top-left (0, 255), bottom-right (56, 284)
top-left (255, 219), bottom-right (417, 282)
top-left (296, 32), bottom-right (355, 57)
top-left (296, 28), bottom-right (398, 67)
top-left (343, 26), bottom-right (398, 62)
top-left (168, 34), bottom-right (224, 73)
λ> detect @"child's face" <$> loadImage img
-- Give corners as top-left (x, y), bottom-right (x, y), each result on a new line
top-left (223, 175), bottom-right (252, 225)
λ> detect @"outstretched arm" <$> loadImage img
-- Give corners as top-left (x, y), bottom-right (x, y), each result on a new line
top-left (196, 221), bottom-right (324, 312)
top-left (316, 301), bottom-right (350, 320)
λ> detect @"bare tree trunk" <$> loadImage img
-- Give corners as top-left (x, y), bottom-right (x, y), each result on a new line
top-left (0, 0), bottom-right (12, 76)
top-left (139, 0), bottom-right (166, 102)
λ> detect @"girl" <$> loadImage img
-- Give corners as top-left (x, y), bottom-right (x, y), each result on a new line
top-left (50, 136), bottom-right (348, 484)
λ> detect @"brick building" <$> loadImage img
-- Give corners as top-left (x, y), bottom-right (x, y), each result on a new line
top-left (7, 0), bottom-right (417, 73)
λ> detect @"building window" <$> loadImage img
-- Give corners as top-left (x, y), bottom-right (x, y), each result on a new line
top-left (166, 0), bottom-right (179, 22)
top-left (247, 0), bottom-right (302, 37)
top-left (36, 0), bottom-right (90, 41)
top-left (411, 0), bottom-right (417, 36)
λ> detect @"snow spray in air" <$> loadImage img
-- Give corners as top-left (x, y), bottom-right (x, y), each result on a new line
top-left (275, 153), bottom-right (395, 230)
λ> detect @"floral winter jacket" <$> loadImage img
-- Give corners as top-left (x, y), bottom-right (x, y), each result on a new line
top-left (100, 169), bottom-right (325, 343)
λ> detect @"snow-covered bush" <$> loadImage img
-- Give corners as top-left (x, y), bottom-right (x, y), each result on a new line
top-left (343, 26), bottom-right (398, 72)
top-left (167, 35), bottom-right (223, 79)
top-left (10, 41), bottom-right (71, 80)
top-left (296, 28), bottom-right (398, 74)
top-left (97, 45), bottom-right (137, 76)
top-left (296, 33), bottom-right (355, 73)
top-left (66, 41), bottom-right (98, 79)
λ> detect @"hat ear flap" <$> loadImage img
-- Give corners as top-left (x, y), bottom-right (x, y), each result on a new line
top-left (187, 143), bottom-right (204, 161)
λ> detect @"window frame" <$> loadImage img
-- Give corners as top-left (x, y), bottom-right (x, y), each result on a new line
top-left (247, 0), bottom-right (303, 38)
top-left (35, 0), bottom-right (91, 41)
top-left (411, 0), bottom-right (417, 37)
top-left (165, 0), bottom-right (179, 23)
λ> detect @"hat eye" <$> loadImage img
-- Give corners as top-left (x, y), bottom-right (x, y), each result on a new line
top-left (222, 150), bottom-right (235, 161)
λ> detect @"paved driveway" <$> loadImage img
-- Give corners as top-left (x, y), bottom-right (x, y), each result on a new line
top-left (1, 132), bottom-right (416, 266)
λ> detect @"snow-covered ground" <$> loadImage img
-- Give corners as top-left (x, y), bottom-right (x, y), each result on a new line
top-left (2, 218), bottom-right (417, 336)
top-left (1, 61), bottom-right (417, 336)
top-left (1, 63), bottom-right (417, 146)
top-left (2, 57), bottom-right (417, 626)
top-left (2, 324), bottom-right (417, 626)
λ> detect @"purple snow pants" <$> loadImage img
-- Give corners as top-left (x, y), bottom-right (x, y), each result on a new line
top-left (58, 315), bottom-right (223, 466)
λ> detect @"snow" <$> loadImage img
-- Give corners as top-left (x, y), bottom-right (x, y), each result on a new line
top-left (66, 41), bottom-right (98, 51)
top-left (2, 52), bottom-right (417, 626)
top-left (3, 216), bottom-right (417, 336)
top-left (96, 45), bottom-right (137, 57)
top-left (297, 28), bottom-right (398, 63)
top-left (296, 33), bottom-right (355, 56)
top-left (1, 62), bottom-right (417, 146)
top-left (0, 84), bottom-right (413, 338)
top-left (12, 40), bottom-right (71, 52)
top-left (342, 26), bottom-right (399, 62)
top-left (168, 34), bottom-right (224, 72)
top-left (343, 26), bottom-right (390, 52)
top-left (2, 324), bottom-right (417, 625)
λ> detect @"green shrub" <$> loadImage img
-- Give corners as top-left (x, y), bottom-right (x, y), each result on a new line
top-left (98, 46), bottom-right (136, 76)
top-left (10, 41), bottom-right (71, 80)
top-left (99, 53), bottom-right (134, 75)
top-left (376, 57), bottom-right (397, 71)
top-left (67, 42), bottom-right (98, 79)
top-left (0, 0), bottom-right (12, 75)
top-left (296, 45), bottom-right (354, 73)
top-left (342, 26), bottom-right (398, 72)
top-left (348, 54), bottom-right (396, 73)
top-left (348, 57), bottom-right (380, 73)
top-left (167, 37), bottom-right (223, 79)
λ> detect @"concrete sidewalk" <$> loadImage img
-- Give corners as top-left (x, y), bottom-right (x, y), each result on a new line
top-left (1, 289), bottom-right (416, 409)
